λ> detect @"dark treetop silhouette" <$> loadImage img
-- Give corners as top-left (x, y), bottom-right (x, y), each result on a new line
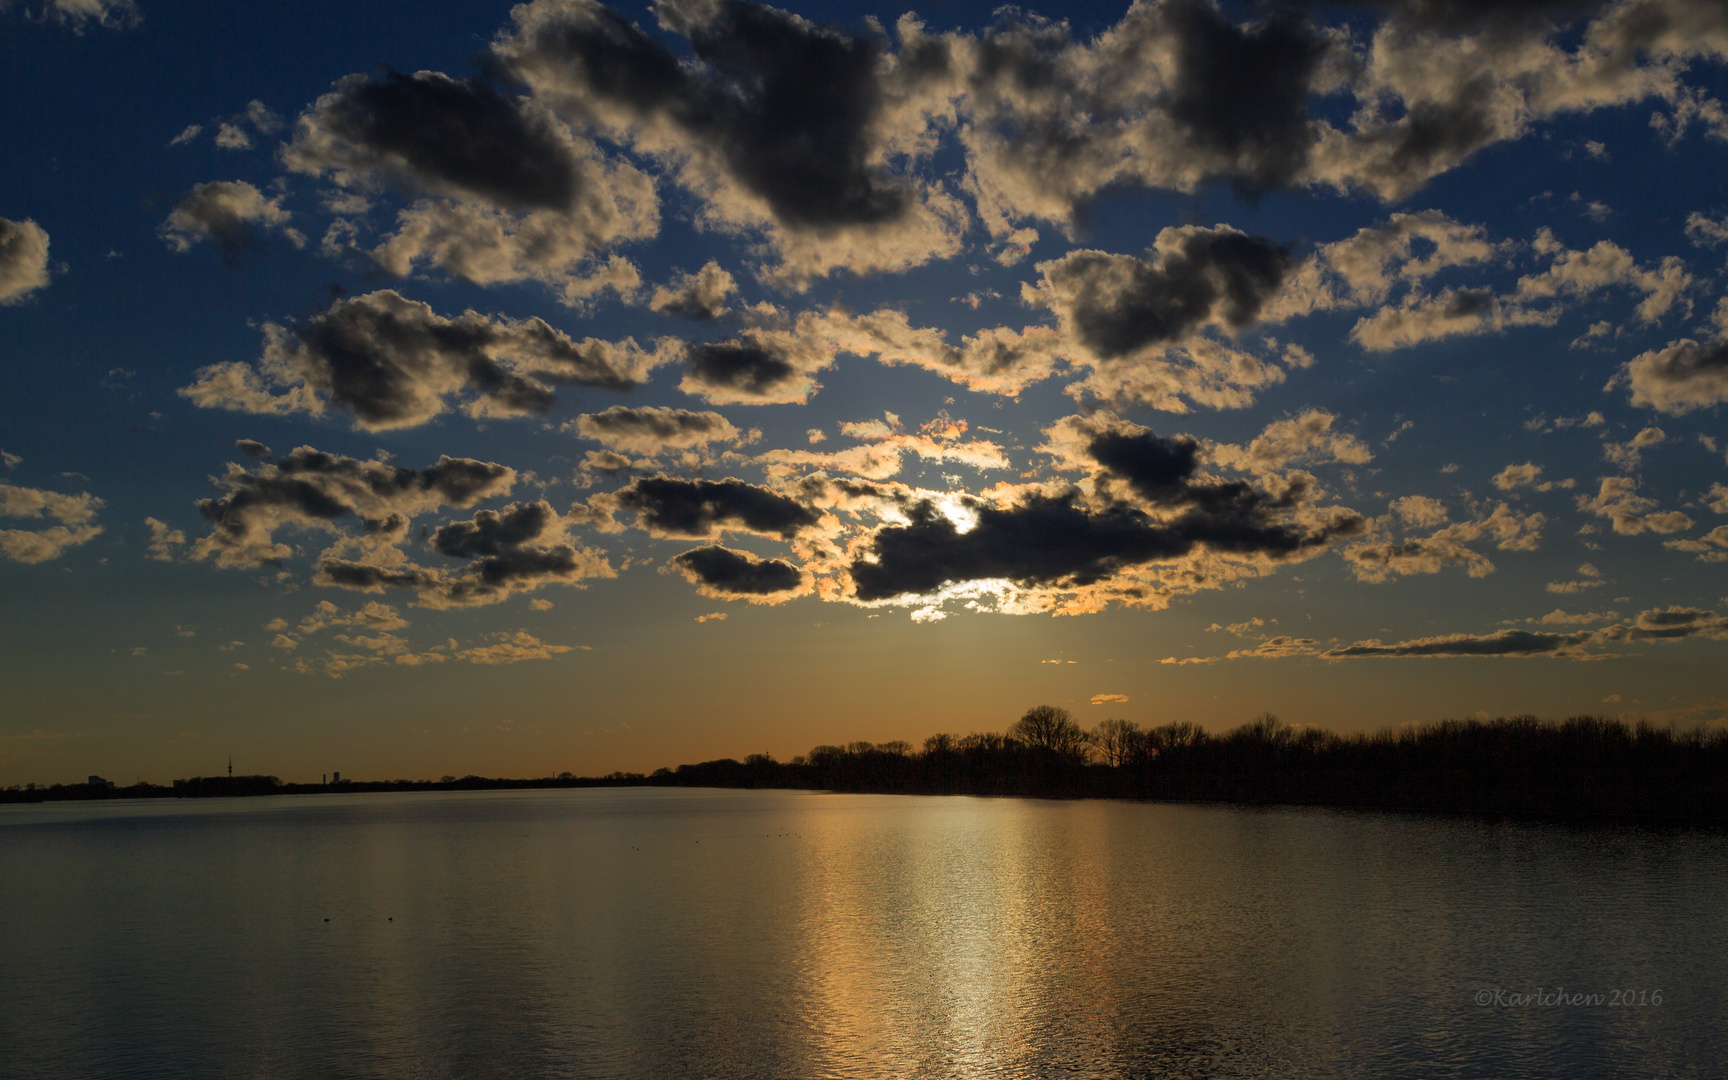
top-left (9, 709), bottom-right (1726, 823)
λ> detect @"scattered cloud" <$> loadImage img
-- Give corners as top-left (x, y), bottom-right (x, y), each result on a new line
top-left (189, 444), bottom-right (515, 569)
top-left (596, 475), bottom-right (823, 540)
top-left (1344, 502), bottom-right (1544, 583)
top-left (6, 0), bottom-right (139, 32)
top-left (144, 517), bottom-right (185, 561)
top-left (1546, 562), bottom-right (1607, 594)
top-left (1349, 232), bottom-right (1692, 352)
top-left (1322, 606), bottom-right (1728, 661)
top-left (159, 181), bottom-right (300, 264)
top-left (1492, 463), bottom-right (1572, 493)
top-left (648, 262), bottom-right (736, 320)
top-left (1612, 337), bottom-right (1728, 415)
top-left (493, 0), bottom-right (966, 287)
top-left (1536, 608), bottom-right (1618, 625)
top-left (320, 499), bottom-right (615, 609)
top-left (0, 218), bottom-right (51, 305)
top-left (454, 630), bottom-right (579, 665)
top-left (1685, 212), bottom-right (1728, 248)
top-left (283, 67), bottom-right (657, 297)
top-left (1323, 628), bottom-right (1598, 660)
top-left (568, 405), bottom-right (741, 454)
top-left (1603, 427), bottom-right (1666, 470)
top-left (1664, 524), bottom-right (1728, 561)
top-left (179, 290), bottom-right (680, 430)
top-left (1576, 477), bottom-right (1693, 535)
top-left (0, 481), bottom-right (103, 563)
top-left (668, 545), bottom-right (811, 603)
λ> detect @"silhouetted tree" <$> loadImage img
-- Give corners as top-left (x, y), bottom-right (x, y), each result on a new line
top-left (1093, 718), bottom-right (1142, 767)
top-left (1011, 705), bottom-right (1089, 758)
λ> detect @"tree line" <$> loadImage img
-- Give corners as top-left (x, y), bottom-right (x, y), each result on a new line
top-left (650, 707), bottom-right (1728, 822)
top-left (0, 772), bottom-right (647, 804)
top-left (8, 707), bottom-right (1725, 822)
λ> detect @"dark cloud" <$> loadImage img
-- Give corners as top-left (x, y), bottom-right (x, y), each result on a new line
top-left (309, 499), bottom-right (614, 606)
top-left (683, 340), bottom-right (799, 399)
top-left (431, 500), bottom-right (554, 558)
top-left (1162, 0), bottom-right (1327, 195)
top-left (1444, 288), bottom-right (1496, 318)
top-left (849, 489), bottom-right (1362, 602)
top-left (1615, 337), bottom-right (1728, 415)
top-left (1320, 628), bottom-right (1596, 658)
top-left (191, 446), bottom-right (515, 568)
top-left (495, 0), bottom-right (910, 230)
top-left (277, 292), bottom-right (553, 422)
top-left (1322, 606), bottom-right (1728, 658)
top-left (285, 64), bottom-right (658, 291)
top-left (1374, 93), bottom-right (1499, 189)
top-left (313, 561), bottom-right (437, 591)
top-left (671, 544), bottom-right (803, 596)
top-left (288, 69), bottom-right (581, 211)
top-left (1086, 430), bottom-right (1201, 503)
top-left (959, 1), bottom-right (1335, 224)
top-left (235, 439), bottom-right (272, 458)
top-left (613, 475), bottom-right (820, 539)
top-left (571, 405), bottom-right (739, 452)
top-left (1599, 606), bottom-right (1728, 643)
top-left (1034, 228), bottom-right (1297, 359)
top-left (1086, 427), bottom-right (1316, 518)
top-left (418, 500), bottom-right (606, 606)
top-left (0, 217), bottom-right (51, 304)
top-left (179, 290), bottom-right (676, 430)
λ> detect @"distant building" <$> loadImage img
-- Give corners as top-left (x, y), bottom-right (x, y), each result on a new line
top-left (332, 771), bottom-right (341, 784)
top-left (87, 775), bottom-right (115, 790)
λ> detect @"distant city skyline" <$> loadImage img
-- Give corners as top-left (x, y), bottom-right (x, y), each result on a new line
top-left (3, 0), bottom-right (1726, 785)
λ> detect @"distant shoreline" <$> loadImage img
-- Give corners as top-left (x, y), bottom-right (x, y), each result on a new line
top-left (7, 714), bottom-right (1726, 826)
top-left (4, 773), bottom-right (1723, 829)
top-left (0, 772), bottom-right (649, 805)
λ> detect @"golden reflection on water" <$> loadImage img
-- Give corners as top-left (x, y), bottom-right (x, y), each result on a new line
top-left (3, 789), bottom-right (1725, 1080)
top-left (781, 795), bottom-right (1299, 1077)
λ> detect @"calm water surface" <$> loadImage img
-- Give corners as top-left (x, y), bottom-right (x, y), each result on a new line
top-left (2, 788), bottom-right (1723, 1078)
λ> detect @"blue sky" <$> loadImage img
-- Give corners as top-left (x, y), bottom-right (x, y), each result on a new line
top-left (3, 0), bottom-right (1727, 784)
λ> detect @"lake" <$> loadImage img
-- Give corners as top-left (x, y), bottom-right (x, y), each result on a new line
top-left (2, 788), bottom-right (1723, 1078)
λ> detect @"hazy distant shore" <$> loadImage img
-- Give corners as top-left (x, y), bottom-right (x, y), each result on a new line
top-left (8, 714), bottom-right (1725, 825)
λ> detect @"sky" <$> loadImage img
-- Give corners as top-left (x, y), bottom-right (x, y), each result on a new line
top-left (2, 0), bottom-right (1727, 785)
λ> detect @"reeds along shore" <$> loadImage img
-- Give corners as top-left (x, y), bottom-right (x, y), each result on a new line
top-left (7, 712), bottom-right (1725, 822)
top-left (655, 711), bottom-right (1728, 822)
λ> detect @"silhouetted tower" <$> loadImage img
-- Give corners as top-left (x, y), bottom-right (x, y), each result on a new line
top-left (227, 754), bottom-right (232, 778)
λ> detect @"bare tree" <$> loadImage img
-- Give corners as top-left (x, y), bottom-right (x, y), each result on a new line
top-left (1093, 717), bottom-right (1143, 767)
top-left (1011, 705), bottom-right (1090, 758)
top-left (959, 732), bottom-right (1008, 752)
top-left (923, 733), bottom-right (957, 754)
top-left (1148, 722), bottom-right (1204, 754)
top-left (1243, 713), bottom-right (1291, 745)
